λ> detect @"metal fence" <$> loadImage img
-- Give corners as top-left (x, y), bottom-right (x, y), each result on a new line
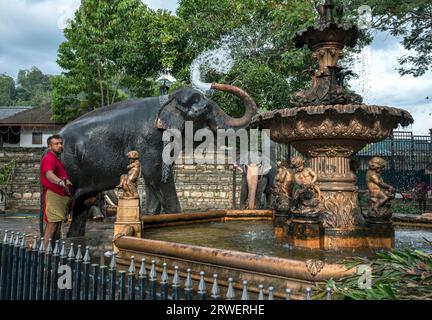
top-left (274, 131), bottom-right (432, 191)
top-left (356, 131), bottom-right (432, 190)
top-left (0, 230), bottom-right (332, 301)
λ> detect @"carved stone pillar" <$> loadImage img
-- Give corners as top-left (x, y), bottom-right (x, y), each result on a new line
top-left (292, 139), bottom-right (365, 230)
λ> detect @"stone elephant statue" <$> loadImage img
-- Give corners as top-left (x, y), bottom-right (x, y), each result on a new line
top-left (60, 83), bottom-right (257, 236)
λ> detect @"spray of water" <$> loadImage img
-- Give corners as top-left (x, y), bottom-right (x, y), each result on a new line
top-left (190, 24), bottom-right (274, 94)
top-left (346, 47), bottom-right (373, 102)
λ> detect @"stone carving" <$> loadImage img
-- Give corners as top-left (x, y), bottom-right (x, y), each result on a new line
top-left (271, 161), bottom-right (294, 209)
top-left (117, 151), bottom-right (141, 200)
top-left (321, 191), bottom-right (358, 229)
top-left (290, 157), bottom-right (321, 215)
top-left (365, 157), bottom-right (395, 220)
top-left (305, 259), bottom-right (325, 277)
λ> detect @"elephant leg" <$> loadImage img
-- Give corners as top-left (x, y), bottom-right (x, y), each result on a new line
top-left (144, 182), bottom-right (162, 215)
top-left (159, 175), bottom-right (181, 213)
top-left (67, 195), bottom-right (89, 237)
top-left (255, 176), bottom-right (268, 209)
top-left (239, 173), bottom-right (248, 209)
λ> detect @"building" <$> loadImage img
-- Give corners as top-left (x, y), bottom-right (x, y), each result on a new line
top-left (0, 104), bottom-right (64, 148)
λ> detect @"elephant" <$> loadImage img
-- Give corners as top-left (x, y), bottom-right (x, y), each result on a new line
top-left (235, 153), bottom-right (278, 210)
top-left (59, 83), bottom-right (257, 236)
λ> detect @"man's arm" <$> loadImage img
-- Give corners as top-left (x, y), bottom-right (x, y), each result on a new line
top-left (45, 170), bottom-right (66, 187)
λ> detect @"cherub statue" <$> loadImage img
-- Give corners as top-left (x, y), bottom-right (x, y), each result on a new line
top-left (117, 150), bottom-right (141, 199)
top-left (366, 157), bottom-right (395, 218)
top-left (290, 156), bottom-right (321, 215)
top-left (271, 161), bottom-right (294, 209)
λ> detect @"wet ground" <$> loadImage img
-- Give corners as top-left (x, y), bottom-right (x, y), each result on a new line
top-left (1, 213), bottom-right (431, 264)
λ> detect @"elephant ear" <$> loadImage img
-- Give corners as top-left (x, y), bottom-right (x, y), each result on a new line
top-left (155, 92), bottom-right (189, 131)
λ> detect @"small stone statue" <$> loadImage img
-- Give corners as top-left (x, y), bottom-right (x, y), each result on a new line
top-left (290, 156), bottom-right (321, 215)
top-left (117, 150), bottom-right (141, 199)
top-left (366, 157), bottom-right (395, 219)
top-left (271, 161), bottom-right (293, 210)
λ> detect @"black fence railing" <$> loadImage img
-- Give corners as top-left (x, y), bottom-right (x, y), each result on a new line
top-left (0, 230), bottom-right (332, 300)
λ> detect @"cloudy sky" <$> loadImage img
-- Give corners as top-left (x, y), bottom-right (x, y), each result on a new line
top-left (0, 0), bottom-right (430, 134)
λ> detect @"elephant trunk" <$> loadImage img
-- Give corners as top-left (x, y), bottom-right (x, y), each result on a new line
top-left (210, 83), bottom-right (257, 129)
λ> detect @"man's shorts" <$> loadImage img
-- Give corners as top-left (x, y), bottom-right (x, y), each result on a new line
top-left (43, 190), bottom-right (71, 223)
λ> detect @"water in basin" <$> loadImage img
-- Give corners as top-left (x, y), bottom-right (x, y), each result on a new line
top-left (144, 221), bottom-right (432, 263)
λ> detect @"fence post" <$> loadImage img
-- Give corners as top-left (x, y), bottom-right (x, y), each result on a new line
top-left (258, 284), bottom-right (264, 300)
top-left (118, 270), bottom-right (126, 300)
top-left (285, 288), bottom-right (292, 300)
top-left (211, 274), bottom-right (220, 300)
top-left (326, 287), bottom-right (333, 300)
top-left (17, 234), bottom-right (26, 300)
top-left (241, 280), bottom-right (249, 300)
top-left (65, 243), bottom-right (75, 300)
top-left (29, 237), bottom-right (38, 300)
top-left (0, 231), bottom-right (9, 300)
top-left (184, 268), bottom-right (193, 301)
top-left (36, 237), bottom-right (45, 300)
top-left (226, 277), bottom-right (235, 300)
top-left (305, 287), bottom-right (311, 300)
top-left (90, 264), bottom-right (98, 300)
top-left (197, 271), bottom-right (206, 300)
top-left (268, 286), bottom-right (274, 300)
top-left (57, 241), bottom-right (66, 300)
top-left (99, 265), bottom-right (107, 300)
top-left (49, 240), bottom-right (59, 300)
top-left (5, 232), bottom-right (15, 300)
top-left (82, 246), bottom-right (91, 300)
top-left (160, 262), bottom-right (169, 300)
top-left (42, 239), bottom-right (53, 300)
top-left (73, 245), bottom-right (83, 300)
top-left (171, 266), bottom-right (180, 301)
top-left (108, 253), bottom-right (117, 300)
top-left (127, 256), bottom-right (136, 301)
top-left (10, 233), bottom-right (20, 300)
top-left (138, 258), bottom-right (147, 300)
top-left (149, 260), bottom-right (157, 300)
top-left (22, 240), bottom-right (32, 300)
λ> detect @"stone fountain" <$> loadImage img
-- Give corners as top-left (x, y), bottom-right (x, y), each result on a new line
top-left (112, 0), bottom-right (417, 298)
top-left (252, 0), bottom-right (413, 250)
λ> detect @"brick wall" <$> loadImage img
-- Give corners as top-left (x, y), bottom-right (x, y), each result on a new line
top-left (0, 148), bottom-right (242, 211)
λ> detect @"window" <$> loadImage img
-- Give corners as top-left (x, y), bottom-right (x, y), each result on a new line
top-left (32, 132), bottom-right (42, 145)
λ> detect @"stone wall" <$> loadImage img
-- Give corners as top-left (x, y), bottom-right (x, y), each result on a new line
top-left (0, 148), bottom-right (43, 210)
top-left (0, 148), bottom-right (242, 211)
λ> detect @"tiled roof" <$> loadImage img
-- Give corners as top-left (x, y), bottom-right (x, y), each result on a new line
top-left (0, 106), bottom-right (33, 120)
top-left (0, 104), bottom-right (64, 126)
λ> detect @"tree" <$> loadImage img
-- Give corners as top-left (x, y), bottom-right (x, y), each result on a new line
top-left (15, 67), bottom-right (52, 106)
top-left (348, 0), bottom-right (432, 77)
top-left (0, 74), bottom-right (16, 106)
top-left (171, 0), bottom-right (331, 115)
top-left (52, 0), bottom-right (170, 122)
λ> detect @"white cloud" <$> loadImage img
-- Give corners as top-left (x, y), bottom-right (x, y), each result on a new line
top-left (0, 0), bottom-right (80, 77)
top-left (349, 31), bottom-right (432, 135)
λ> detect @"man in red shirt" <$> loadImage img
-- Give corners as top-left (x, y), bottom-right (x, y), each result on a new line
top-left (40, 134), bottom-right (72, 248)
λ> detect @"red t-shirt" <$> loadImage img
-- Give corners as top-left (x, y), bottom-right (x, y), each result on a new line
top-left (40, 151), bottom-right (70, 197)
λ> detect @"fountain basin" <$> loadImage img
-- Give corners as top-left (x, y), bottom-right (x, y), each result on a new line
top-left (252, 104), bottom-right (413, 148)
top-left (114, 210), bottom-right (431, 299)
top-left (114, 210), bottom-right (354, 299)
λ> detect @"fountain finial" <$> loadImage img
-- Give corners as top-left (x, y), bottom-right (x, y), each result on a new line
top-left (291, 0), bottom-right (362, 106)
top-left (324, 0), bottom-right (334, 23)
